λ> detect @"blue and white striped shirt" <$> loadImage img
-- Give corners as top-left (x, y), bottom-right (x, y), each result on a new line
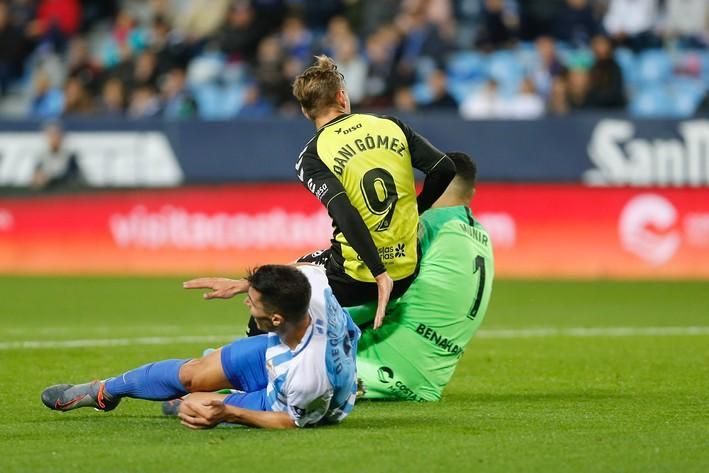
top-left (264, 265), bottom-right (360, 427)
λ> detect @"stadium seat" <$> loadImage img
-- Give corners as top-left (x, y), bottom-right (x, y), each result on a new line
top-left (415, 57), bottom-right (438, 82)
top-left (447, 79), bottom-right (480, 104)
top-left (614, 48), bottom-right (637, 84)
top-left (630, 86), bottom-right (674, 117)
top-left (668, 78), bottom-right (706, 116)
top-left (486, 51), bottom-right (524, 96)
top-left (446, 51), bottom-right (486, 82)
top-left (636, 49), bottom-right (673, 85)
top-left (411, 82), bottom-right (434, 105)
top-left (194, 83), bottom-right (246, 120)
top-left (187, 53), bottom-right (227, 87)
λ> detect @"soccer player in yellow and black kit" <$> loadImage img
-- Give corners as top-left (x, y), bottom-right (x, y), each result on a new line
top-left (291, 56), bottom-right (455, 329)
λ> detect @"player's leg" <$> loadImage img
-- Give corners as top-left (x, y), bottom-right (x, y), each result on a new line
top-left (41, 335), bottom-right (269, 412)
top-left (356, 336), bottom-right (439, 402)
top-left (41, 355), bottom-right (194, 412)
top-left (166, 336), bottom-right (271, 417)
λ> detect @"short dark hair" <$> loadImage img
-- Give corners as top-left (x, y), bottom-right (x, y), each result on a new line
top-left (247, 265), bottom-right (311, 323)
top-left (445, 151), bottom-right (477, 187)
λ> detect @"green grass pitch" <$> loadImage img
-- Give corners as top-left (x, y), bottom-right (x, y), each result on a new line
top-left (1, 277), bottom-right (707, 473)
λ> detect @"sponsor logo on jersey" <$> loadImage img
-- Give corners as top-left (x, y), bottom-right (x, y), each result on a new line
top-left (388, 381), bottom-right (426, 402)
top-left (377, 243), bottom-right (406, 261)
top-left (377, 366), bottom-right (394, 384)
top-left (334, 123), bottom-right (362, 135)
top-left (415, 323), bottom-right (465, 359)
top-left (315, 183), bottom-right (328, 200)
top-left (394, 243), bottom-right (406, 258)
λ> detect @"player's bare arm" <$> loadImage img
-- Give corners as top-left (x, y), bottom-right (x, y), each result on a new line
top-left (182, 277), bottom-right (250, 299)
top-left (178, 395), bottom-right (296, 430)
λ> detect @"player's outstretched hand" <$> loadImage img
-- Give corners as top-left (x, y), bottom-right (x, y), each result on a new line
top-left (182, 277), bottom-right (249, 299)
top-left (373, 272), bottom-right (393, 330)
top-left (178, 399), bottom-right (226, 429)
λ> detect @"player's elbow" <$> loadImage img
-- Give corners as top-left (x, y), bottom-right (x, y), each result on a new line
top-left (437, 155), bottom-right (456, 182)
top-left (276, 417), bottom-right (298, 429)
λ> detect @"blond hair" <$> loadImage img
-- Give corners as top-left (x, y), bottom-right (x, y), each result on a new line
top-left (292, 55), bottom-right (345, 119)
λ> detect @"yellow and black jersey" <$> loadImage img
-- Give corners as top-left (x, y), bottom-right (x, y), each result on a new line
top-left (296, 113), bottom-right (455, 284)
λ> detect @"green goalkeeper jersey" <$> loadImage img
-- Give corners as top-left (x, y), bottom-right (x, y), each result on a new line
top-left (356, 205), bottom-right (494, 401)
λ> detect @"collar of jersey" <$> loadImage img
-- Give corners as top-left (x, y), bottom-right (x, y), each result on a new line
top-left (317, 113), bottom-right (351, 133)
top-left (290, 315), bottom-right (315, 356)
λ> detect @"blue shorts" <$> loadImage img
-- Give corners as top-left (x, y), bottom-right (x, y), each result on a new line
top-left (220, 335), bottom-right (270, 411)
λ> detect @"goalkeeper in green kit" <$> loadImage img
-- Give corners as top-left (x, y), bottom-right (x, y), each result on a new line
top-left (352, 151), bottom-right (494, 401)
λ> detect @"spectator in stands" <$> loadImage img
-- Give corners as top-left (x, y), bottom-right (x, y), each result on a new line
top-left (29, 69), bottom-right (63, 119)
top-left (475, 0), bottom-right (520, 51)
top-left (80, 0), bottom-right (118, 32)
top-left (62, 76), bottom-right (94, 116)
top-left (0, 1), bottom-right (25, 97)
top-left (216, 1), bottom-right (268, 64)
top-left (280, 15), bottom-right (313, 63)
top-left (518, 0), bottom-right (565, 41)
top-left (129, 50), bottom-right (159, 95)
top-left (97, 76), bottom-right (125, 117)
top-left (161, 67), bottom-right (197, 119)
top-left (127, 85), bottom-right (160, 118)
top-left (237, 83), bottom-right (272, 118)
top-left (332, 34), bottom-right (367, 105)
top-left (662, 0), bottom-right (708, 48)
top-left (27, 0), bottom-right (81, 52)
top-left (173, 0), bottom-right (230, 41)
top-left (394, 4), bottom-right (452, 86)
top-left (318, 15), bottom-right (353, 57)
top-left (565, 67), bottom-right (590, 110)
top-left (505, 77), bottom-right (545, 119)
top-left (150, 15), bottom-right (189, 76)
top-left (423, 68), bottom-right (458, 110)
top-left (299, 0), bottom-right (344, 29)
top-left (252, 35), bottom-right (291, 108)
top-left (66, 37), bottom-right (101, 96)
top-left (603, 0), bottom-right (660, 51)
top-left (359, 0), bottom-right (400, 38)
top-left (531, 36), bottom-right (566, 99)
top-left (552, 0), bottom-right (599, 46)
top-left (393, 86), bottom-right (417, 113)
top-left (460, 79), bottom-right (507, 119)
top-left (586, 35), bottom-right (625, 109)
top-left (31, 122), bottom-right (83, 190)
top-left (362, 26), bottom-right (398, 108)
top-left (101, 9), bottom-right (147, 68)
top-left (548, 76), bottom-right (570, 115)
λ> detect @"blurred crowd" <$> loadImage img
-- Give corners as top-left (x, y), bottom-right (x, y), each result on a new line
top-left (0, 0), bottom-right (707, 120)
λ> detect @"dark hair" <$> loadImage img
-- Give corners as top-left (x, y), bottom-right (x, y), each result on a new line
top-left (445, 151), bottom-right (477, 187)
top-left (247, 265), bottom-right (311, 323)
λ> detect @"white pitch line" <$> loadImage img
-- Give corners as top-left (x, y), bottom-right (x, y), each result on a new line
top-left (474, 326), bottom-right (709, 339)
top-left (1, 326), bottom-right (709, 351)
top-left (0, 335), bottom-right (237, 350)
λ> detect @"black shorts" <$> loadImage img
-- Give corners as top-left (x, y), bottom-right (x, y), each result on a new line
top-left (296, 248), bottom-right (417, 307)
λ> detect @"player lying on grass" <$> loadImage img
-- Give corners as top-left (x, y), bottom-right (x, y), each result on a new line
top-left (41, 264), bottom-right (360, 429)
top-left (189, 153), bottom-right (493, 402)
top-left (352, 152), bottom-right (494, 401)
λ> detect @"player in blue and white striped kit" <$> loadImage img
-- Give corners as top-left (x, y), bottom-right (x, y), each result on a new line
top-left (41, 264), bottom-right (360, 429)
